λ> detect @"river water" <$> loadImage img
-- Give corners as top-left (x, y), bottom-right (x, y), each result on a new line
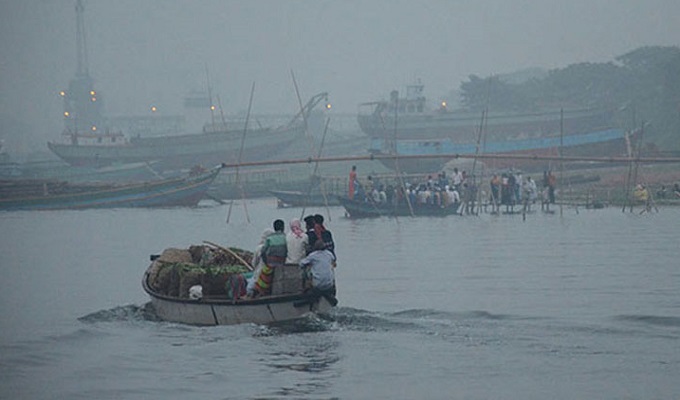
top-left (1, 200), bottom-right (678, 399)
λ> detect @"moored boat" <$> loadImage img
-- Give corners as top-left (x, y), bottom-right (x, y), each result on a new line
top-left (358, 83), bottom-right (614, 141)
top-left (359, 83), bottom-right (631, 173)
top-left (369, 127), bottom-right (635, 173)
top-left (142, 244), bottom-right (336, 326)
top-left (270, 189), bottom-right (341, 208)
top-left (53, 2), bottom-right (330, 172)
top-left (48, 92), bottom-right (328, 171)
top-left (0, 166), bottom-right (220, 211)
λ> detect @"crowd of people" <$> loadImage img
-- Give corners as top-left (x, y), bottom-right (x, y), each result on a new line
top-left (655, 183), bottom-right (680, 200)
top-left (247, 214), bottom-right (336, 299)
top-left (348, 166), bottom-right (469, 212)
top-left (488, 170), bottom-right (555, 213)
top-left (347, 165), bottom-right (560, 215)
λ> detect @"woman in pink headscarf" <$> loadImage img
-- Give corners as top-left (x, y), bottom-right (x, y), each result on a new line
top-left (285, 218), bottom-right (308, 264)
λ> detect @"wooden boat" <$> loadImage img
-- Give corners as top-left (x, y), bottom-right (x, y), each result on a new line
top-left (337, 196), bottom-right (460, 218)
top-left (270, 189), bottom-right (340, 208)
top-left (0, 166), bottom-right (220, 211)
top-left (142, 244), bottom-right (337, 326)
top-left (0, 160), bottom-right (163, 183)
top-left (358, 83), bottom-right (633, 173)
top-left (369, 127), bottom-right (634, 173)
top-left (49, 92), bottom-right (328, 172)
top-left (358, 83), bottom-right (614, 141)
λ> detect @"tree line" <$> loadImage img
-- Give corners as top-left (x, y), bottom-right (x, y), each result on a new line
top-left (459, 46), bottom-right (680, 151)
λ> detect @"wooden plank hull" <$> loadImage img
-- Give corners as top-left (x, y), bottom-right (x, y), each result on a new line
top-left (47, 125), bottom-right (304, 171)
top-left (270, 190), bottom-right (341, 208)
top-left (0, 167), bottom-right (220, 211)
top-left (370, 127), bottom-right (633, 173)
top-left (142, 272), bottom-right (335, 326)
top-left (359, 103), bottom-right (613, 141)
top-left (338, 196), bottom-right (460, 218)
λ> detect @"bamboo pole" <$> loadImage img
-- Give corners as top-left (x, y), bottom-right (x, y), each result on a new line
top-left (469, 108), bottom-right (486, 216)
top-left (219, 152), bottom-right (680, 169)
top-left (226, 81), bottom-right (255, 224)
top-left (559, 108), bottom-right (564, 217)
top-left (203, 240), bottom-right (254, 271)
top-left (300, 117), bottom-right (332, 221)
top-left (392, 93), bottom-right (414, 218)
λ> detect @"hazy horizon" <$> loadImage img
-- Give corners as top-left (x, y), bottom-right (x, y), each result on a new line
top-left (1, 0), bottom-right (679, 154)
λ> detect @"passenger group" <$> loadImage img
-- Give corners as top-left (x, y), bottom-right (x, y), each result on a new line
top-left (246, 215), bottom-right (336, 299)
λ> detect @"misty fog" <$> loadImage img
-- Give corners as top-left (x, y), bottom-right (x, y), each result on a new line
top-left (1, 0), bottom-right (679, 154)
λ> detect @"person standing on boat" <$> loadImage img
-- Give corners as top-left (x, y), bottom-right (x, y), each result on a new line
top-left (300, 240), bottom-right (336, 297)
top-left (349, 165), bottom-right (357, 200)
top-left (490, 174), bottom-right (501, 213)
top-left (547, 171), bottom-right (557, 204)
top-left (254, 219), bottom-right (287, 296)
top-left (452, 168), bottom-right (463, 191)
top-left (285, 218), bottom-right (307, 264)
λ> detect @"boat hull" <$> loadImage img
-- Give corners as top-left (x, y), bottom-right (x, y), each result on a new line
top-left (0, 167), bottom-right (220, 211)
top-left (338, 196), bottom-right (460, 218)
top-left (359, 107), bottom-right (614, 141)
top-left (370, 128), bottom-right (633, 173)
top-left (270, 190), bottom-right (341, 208)
top-left (47, 126), bottom-right (304, 171)
top-left (143, 272), bottom-right (334, 326)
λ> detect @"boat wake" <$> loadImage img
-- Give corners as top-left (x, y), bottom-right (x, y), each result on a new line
top-left (613, 314), bottom-right (680, 328)
top-left (78, 302), bottom-right (162, 323)
top-left (78, 304), bottom-right (529, 332)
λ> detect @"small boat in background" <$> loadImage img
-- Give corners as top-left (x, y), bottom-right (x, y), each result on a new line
top-left (270, 189), bottom-right (340, 208)
top-left (0, 160), bottom-right (164, 183)
top-left (337, 196), bottom-right (460, 218)
top-left (0, 166), bottom-right (220, 211)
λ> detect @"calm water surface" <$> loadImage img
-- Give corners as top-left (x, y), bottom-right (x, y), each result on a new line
top-left (1, 200), bottom-right (678, 399)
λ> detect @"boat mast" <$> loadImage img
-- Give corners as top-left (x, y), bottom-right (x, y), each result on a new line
top-left (75, 0), bottom-right (88, 77)
top-left (226, 81), bottom-right (255, 224)
top-left (392, 91), bottom-right (415, 218)
top-left (62, 0), bottom-right (103, 135)
top-left (205, 64), bottom-right (216, 129)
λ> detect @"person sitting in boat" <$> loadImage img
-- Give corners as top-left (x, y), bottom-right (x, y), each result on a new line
top-left (300, 239), bottom-right (336, 298)
top-left (371, 185), bottom-right (382, 203)
top-left (378, 184), bottom-right (387, 204)
top-left (354, 180), bottom-right (366, 202)
top-left (285, 218), bottom-right (307, 265)
top-left (253, 219), bottom-right (287, 297)
top-left (246, 228), bottom-right (274, 297)
top-left (417, 184), bottom-right (430, 204)
top-left (313, 214), bottom-right (335, 259)
top-left (303, 215), bottom-right (318, 255)
top-left (446, 185), bottom-right (460, 211)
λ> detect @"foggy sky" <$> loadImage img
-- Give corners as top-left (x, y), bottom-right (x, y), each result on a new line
top-left (1, 0), bottom-right (679, 153)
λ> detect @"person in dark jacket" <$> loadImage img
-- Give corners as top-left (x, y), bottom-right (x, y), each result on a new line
top-left (313, 214), bottom-right (335, 258)
top-left (303, 215), bottom-right (318, 255)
